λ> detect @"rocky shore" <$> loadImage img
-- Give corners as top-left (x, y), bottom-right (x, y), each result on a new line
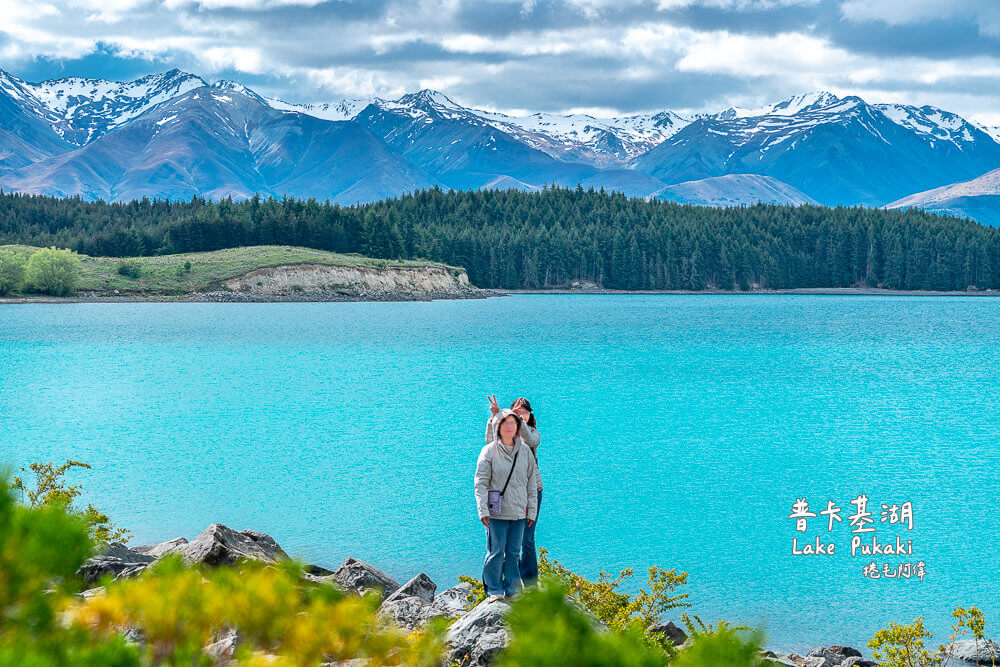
top-left (78, 523), bottom-right (999, 666)
top-left (0, 286), bottom-right (500, 304)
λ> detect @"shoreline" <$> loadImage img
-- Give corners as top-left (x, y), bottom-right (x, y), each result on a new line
top-left (3, 285), bottom-right (1000, 303)
top-left (507, 286), bottom-right (1000, 296)
top-left (0, 288), bottom-right (501, 304)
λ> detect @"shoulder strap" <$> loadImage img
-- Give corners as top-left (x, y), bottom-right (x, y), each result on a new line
top-left (500, 449), bottom-right (519, 496)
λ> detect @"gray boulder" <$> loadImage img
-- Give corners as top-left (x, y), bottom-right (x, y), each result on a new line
top-left (133, 537), bottom-right (188, 558)
top-left (77, 542), bottom-right (155, 586)
top-left (425, 582), bottom-right (474, 619)
top-left (801, 658), bottom-right (830, 667)
top-left (179, 524), bottom-right (289, 566)
top-left (377, 573), bottom-right (441, 631)
top-left (829, 646), bottom-right (863, 659)
top-left (946, 639), bottom-right (1000, 664)
top-left (383, 573), bottom-right (436, 605)
top-left (378, 596), bottom-right (429, 631)
top-left (445, 597), bottom-right (512, 666)
top-left (331, 557), bottom-right (400, 600)
top-left (649, 620), bottom-right (688, 646)
top-left (806, 646), bottom-right (845, 665)
top-left (840, 658), bottom-right (877, 667)
top-left (760, 651), bottom-right (800, 666)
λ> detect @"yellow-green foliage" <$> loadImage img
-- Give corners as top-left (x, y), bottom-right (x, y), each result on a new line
top-left (26, 246), bottom-right (81, 295)
top-left (500, 584), bottom-right (770, 667)
top-left (457, 574), bottom-right (486, 607)
top-left (11, 460), bottom-right (132, 546)
top-left (0, 468), bottom-right (140, 665)
top-left (1, 466), bottom-right (445, 666)
top-left (68, 556), bottom-right (445, 666)
top-left (672, 615), bottom-right (770, 667)
top-left (0, 248), bottom-right (27, 295)
top-left (500, 582), bottom-right (667, 667)
top-left (868, 608), bottom-right (993, 667)
top-left (537, 547), bottom-right (691, 649)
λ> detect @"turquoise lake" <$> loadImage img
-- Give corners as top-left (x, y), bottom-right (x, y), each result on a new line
top-left (2, 295), bottom-right (998, 655)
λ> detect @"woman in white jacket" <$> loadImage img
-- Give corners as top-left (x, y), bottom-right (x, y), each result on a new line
top-left (485, 396), bottom-right (542, 584)
top-left (475, 408), bottom-right (538, 600)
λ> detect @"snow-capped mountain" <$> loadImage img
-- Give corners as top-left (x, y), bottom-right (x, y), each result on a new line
top-left (468, 107), bottom-right (690, 167)
top-left (630, 91), bottom-right (1000, 206)
top-left (875, 103), bottom-right (988, 149)
top-left (3, 67), bottom-right (1000, 219)
top-left (259, 88), bottom-right (690, 167)
top-left (709, 91), bottom-right (841, 120)
top-left (0, 68), bottom-right (206, 146)
top-left (0, 85), bottom-right (432, 203)
top-left (264, 95), bottom-right (381, 122)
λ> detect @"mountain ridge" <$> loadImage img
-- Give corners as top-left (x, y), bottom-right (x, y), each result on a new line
top-left (2, 67), bottom-right (1000, 223)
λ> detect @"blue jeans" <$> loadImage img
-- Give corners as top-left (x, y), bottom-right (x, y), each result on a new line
top-left (519, 489), bottom-right (541, 583)
top-left (483, 518), bottom-right (526, 596)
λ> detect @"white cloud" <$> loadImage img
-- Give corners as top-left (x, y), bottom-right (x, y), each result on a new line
top-left (676, 31), bottom-right (855, 78)
top-left (2, 0), bottom-right (1000, 123)
top-left (840, 0), bottom-right (1000, 36)
top-left (202, 46), bottom-right (265, 73)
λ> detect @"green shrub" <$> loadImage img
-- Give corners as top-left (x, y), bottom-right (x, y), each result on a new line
top-left (10, 461), bottom-right (131, 546)
top-left (868, 608), bottom-right (993, 667)
top-left (115, 259), bottom-right (142, 279)
top-left (501, 582), bottom-right (667, 667)
top-left (0, 468), bottom-right (140, 665)
top-left (0, 249), bottom-right (27, 295)
top-left (184, 260), bottom-right (192, 272)
top-left (458, 574), bottom-right (486, 606)
top-left (537, 547), bottom-right (691, 649)
top-left (26, 247), bottom-right (80, 296)
top-left (70, 555), bottom-right (444, 665)
top-left (1, 465), bottom-right (445, 665)
top-left (673, 615), bottom-right (770, 667)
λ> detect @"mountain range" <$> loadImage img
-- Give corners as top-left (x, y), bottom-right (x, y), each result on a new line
top-left (2, 67), bottom-right (999, 224)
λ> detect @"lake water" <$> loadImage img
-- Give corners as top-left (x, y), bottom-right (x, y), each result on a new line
top-left (2, 295), bottom-right (998, 655)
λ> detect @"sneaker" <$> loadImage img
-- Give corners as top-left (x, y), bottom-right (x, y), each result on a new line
top-left (485, 594), bottom-right (505, 603)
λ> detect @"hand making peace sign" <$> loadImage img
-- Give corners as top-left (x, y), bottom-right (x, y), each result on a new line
top-left (488, 394), bottom-right (500, 416)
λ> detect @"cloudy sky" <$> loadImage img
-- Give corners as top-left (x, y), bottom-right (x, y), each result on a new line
top-left (3, 0), bottom-right (1000, 124)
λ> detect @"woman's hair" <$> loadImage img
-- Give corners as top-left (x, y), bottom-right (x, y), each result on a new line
top-left (511, 397), bottom-right (537, 428)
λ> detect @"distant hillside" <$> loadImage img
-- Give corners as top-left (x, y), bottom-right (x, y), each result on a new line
top-left (0, 244), bottom-right (469, 297)
top-left (653, 174), bottom-right (817, 207)
top-left (886, 168), bottom-right (1000, 227)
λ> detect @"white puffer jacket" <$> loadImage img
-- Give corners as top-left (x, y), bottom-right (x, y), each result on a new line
top-left (475, 409), bottom-right (539, 521)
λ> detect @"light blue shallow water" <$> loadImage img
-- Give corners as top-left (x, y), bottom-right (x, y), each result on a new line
top-left (2, 295), bottom-right (998, 655)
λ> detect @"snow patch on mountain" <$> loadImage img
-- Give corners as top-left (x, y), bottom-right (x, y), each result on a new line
top-left (265, 95), bottom-right (382, 121)
top-left (0, 68), bottom-right (206, 145)
top-left (713, 91), bottom-right (840, 120)
top-left (875, 103), bottom-right (984, 147)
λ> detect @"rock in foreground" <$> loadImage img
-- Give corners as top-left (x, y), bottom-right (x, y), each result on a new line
top-left (946, 639), bottom-right (1000, 665)
top-left (445, 597), bottom-right (512, 666)
top-left (330, 557), bottom-right (400, 600)
top-left (179, 524), bottom-right (289, 566)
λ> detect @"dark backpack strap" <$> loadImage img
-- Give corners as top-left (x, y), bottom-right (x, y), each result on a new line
top-left (500, 450), bottom-right (519, 496)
